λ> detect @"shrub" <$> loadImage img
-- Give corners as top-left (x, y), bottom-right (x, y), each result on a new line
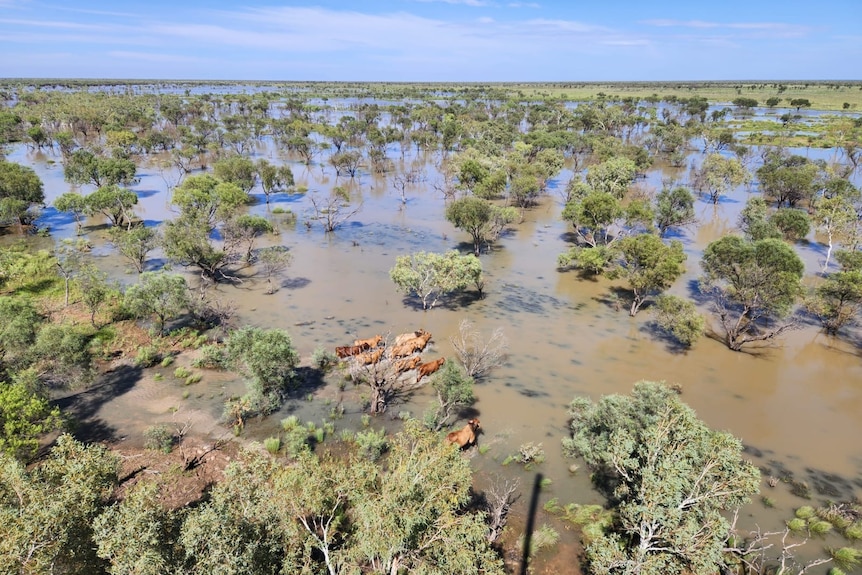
top-left (355, 428), bottom-right (387, 461)
top-left (311, 346), bottom-right (338, 371)
top-left (173, 366), bottom-right (191, 379)
top-left (160, 356), bottom-right (174, 367)
top-left (134, 345), bottom-right (160, 368)
top-left (143, 424), bottom-right (174, 453)
top-left (193, 344), bottom-right (226, 369)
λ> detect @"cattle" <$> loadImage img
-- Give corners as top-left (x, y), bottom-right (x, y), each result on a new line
top-left (416, 357), bottom-right (445, 383)
top-left (446, 419), bottom-right (480, 449)
top-left (389, 331), bottom-right (433, 358)
top-left (393, 330), bottom-right (424, 346)
top-left (335, 345), bottom-right (363, 359)
top-left (355, 347), bottom-right (384, 365)
top-left (353, 335), bottom-right (383, 350)
top-left (394, 355), bottom-right (422, 374)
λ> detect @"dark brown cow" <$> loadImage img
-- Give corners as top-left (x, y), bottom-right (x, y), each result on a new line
top-left (353, 335), bottom-right (383, 350)
top-left (446, 419), bottom-right (480, 449)
top-left (416, 357), bottom-right (445, 383)
top-left (335, 345), bottom-right (363, 359)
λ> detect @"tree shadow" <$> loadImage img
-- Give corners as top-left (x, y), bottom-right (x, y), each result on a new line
top-left (638, 320), bottom-right (691, 355)
top-left (282, 276), bottom-right (312, 290)
top-left (52, 363), bottom-right (143, 443)
top-left (288, 365), bottom-right (329, 399)
top-left (592, 286), bottom-right (631, 313)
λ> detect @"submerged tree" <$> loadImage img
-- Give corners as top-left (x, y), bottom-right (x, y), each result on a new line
top-left (124, 272), bottom-right (191, 336)
top-left (390, 251), bottom-right (483, 310)
top-left (563, 381), bottom-right (760, 575)
top-left (445, 196), bottom-right (518, 256)
top-left (609, 234), bottom-right (687, 316)
top-left (700, 236), bottom-right (804, 351)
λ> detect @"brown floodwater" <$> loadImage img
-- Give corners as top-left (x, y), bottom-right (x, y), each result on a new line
top-left (8, 137), bottom-right (862, 563)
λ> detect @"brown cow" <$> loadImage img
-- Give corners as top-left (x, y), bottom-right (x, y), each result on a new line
top-left (355, 347), bottom-right (384, 365)
top-left (354, 335), bottom-right (383, 350)
top-left (394, 355), bottom-right (422, 374)
top-left (446, 419), bottom-right (480, 449)
top-left (416, 357), bottom-right (445, 383)
top-left (393, 330), bottom-right (423, 346)
top-left (335, 345), bottom-right (363, 359)
top-left (389, 331), bottom-right (433, 358)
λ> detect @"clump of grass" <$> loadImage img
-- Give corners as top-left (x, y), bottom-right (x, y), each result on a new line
top-left (519, 524), bottom-right (559, 559)
top-left (844, 522), bottom-right (862, 541)
top-left (134, 345), bottom-right (160, 368)
top-left (193, 344), bottom-right (226, 369)
top-left (809, 520), bottom-right (834, 537)
top-left (174, 366), bottom-right (192, 379)
top-left (786, 518), bottom-right (807, 533)
top-left (340, 429), bottom-right (355, 442)
top-left (160, 355), bottom-right (174, 367)
top-left (184, 373), bottom-right (202, 385)
top-left (281, 415), bottom-right (300, 431)
top-left (795, 506), bottom-right (816, 520)
top-left (829, 547), bottom-right (862, 572)
top-left (283, 426), bottom-right (311, 458)
top-left (478, 444), bottom-right (490, 455)
top-left (361, 414), bottom-right (371, 428)
top-left (153, 373), bottom-right (163, 381)
top-left (263, 436), bottom-right (281, 455)
top-left (143, 424), bottom-right (174, 453)
top-left (761, 496), bottom-right (775, 508)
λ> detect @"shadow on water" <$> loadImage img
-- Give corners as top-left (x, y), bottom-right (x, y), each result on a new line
top-left (637, 321), bottom-right (692, 355)
top-left (53, 364), bottom-right (143, 443)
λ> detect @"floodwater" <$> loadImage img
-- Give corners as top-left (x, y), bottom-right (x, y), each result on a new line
top-left (8, 128), bottom-right (862, 560)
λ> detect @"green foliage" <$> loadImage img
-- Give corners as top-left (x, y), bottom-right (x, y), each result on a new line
top-left (32, 322), bottom-right (94, 386)
top-left (133, 345), bottom-right (160, 368)
top-left (651, 295), bottom-right (705, 347)
top-left (0, 297), bottom-right (43, 367)
top-left (143, 424), bottom-right (174, 453)
top-left (0, 434), bottom-right (118, 573)
top-left (609, 234), bottom-right (687, 316)
top-left (109, 225), bottom-right (159, 273)
top-left (192, 344), bottom-right (227, 369)
top-left (212, 155), bottom-right (256, 192)
top-left (586, 157), bottom-right (638, 198)
top-left (263, 436), bottom-right (281, 455)
top-left (697, 153), bottom-right (750, 204)
top-left (389, 250), bottom-right (483, 310)
top-left (84, 184), bottom-right (139, 227)
top-left (355, 427), bottom-right (388, 461)
top-left (53, 191), bottom-right (88, 232)
top-left (171, 173), bottom-right (249, 228)
top-left (654, 186), bottom-right (696, 237)
top-left (173, 366), bottom-right (192, 379)
top-left (558, 244), bottom-right (617, 275)
top-left (225, 326), bottom-right (299, 410)
top-left (769, 208), bottom-right (811, 241)
top-left (563, 381), bottom-right (760, 575)
top-left (740, 196), bottom-right (782, 240)
top-left (0, 374), bottom-right (63, 462)
top-left (445, 195), bottom-right (518, 255)
top-left (0, 161), bottom-right (45, 226)
top-left (701, 235), bottom-right (804, 350)
top-left (63, 148), bottom-right (137, 187)
top-left (93, 481), bottom-right (177, 575)
top-left (311, 346), bottom-right (338, 372)
top-left (756, 152), bottom-right (822, 208)
top-left (546, 500), bottom-right (614, 544)
top-left (124, 272), bottom-right (190, 336)
top-left (428, 360), bottom-right (475, 431)
top-left (519, 524), bottom-right (560, 559)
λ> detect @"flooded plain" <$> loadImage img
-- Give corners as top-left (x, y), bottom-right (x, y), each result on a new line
top-left (7, 116), bottom-right (862, 556)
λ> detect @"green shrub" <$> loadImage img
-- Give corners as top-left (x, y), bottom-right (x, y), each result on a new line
top-left (143, 424), bottom-right (174, 453)
top-left (311, 346), bottom-right (338, 371)
top-left (134, 345), bottom-right (160, 368)
top-left (810, 520), bottom-right (834, 536)
top-left (355, 428), bottom-right (387, 461)
top-left (281, 415), bottom-right (300, 431)
top-left (795, 506), bottom-right (816, 520)
top-left (173, 366), bottom-right (192, 379)
top-left (193, 344), bottom-right (227, 369)
top-left (160, 356), bottom-right (174, 367)
top-left (263, 436), bottom-right (281, 454)
top-left (283, 426), bottom-right (310, 458)
top-left (184, 373), bottom-right (202, 385)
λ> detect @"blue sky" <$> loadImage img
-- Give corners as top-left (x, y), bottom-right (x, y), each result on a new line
top-left (1, 0), bottom-right (860, 81)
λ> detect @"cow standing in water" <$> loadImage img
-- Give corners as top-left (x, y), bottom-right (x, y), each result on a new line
top-left (446, 419), bottom-right (480, 449)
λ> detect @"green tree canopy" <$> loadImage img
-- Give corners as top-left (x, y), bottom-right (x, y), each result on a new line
top-left (609, 234), bottom-right (687, 316)
top-left (171, 173), bottom-right (250, 229)
top-left (84, 184), bottom-right (138, 228)
top-left (563, 381), bottom-right (760, 575)
top-left (63, 149), bottom-right (137, 188)
top-left (0, 161), bottom-right (45, 226)
top-left (123, 272), bottom-right (190, 336)
top-left (701, 235), bottom-right (804, 350)
top-left (445, 196), bottom-right (518, 256)
top-left (390, 251), bottom-right (483, 310)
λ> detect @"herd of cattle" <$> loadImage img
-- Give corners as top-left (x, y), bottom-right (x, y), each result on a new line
top-left (334, 329), bottom-right (446, 383)
top-left (333, 329), bottom-right (479, 448)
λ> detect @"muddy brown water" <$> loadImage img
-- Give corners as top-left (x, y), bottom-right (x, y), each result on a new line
top-left (7, 138), bottom-right (862, 563)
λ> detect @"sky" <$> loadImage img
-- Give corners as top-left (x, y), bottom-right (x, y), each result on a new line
top-left (1, 0), bottom-right (860, 81)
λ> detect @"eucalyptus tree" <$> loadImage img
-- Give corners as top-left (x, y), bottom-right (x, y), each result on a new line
top-left (563, 381), bottom-right (759, 575)
top-left (654, 186), bottom-right (696, 237)
top-left (0, 161), bottom-right (44, 227)
top-left (445, 196), bottom-right (518, 256)
top-left (695, 153), bottom-right (750, 204)
top-left (255, 159), bottom-right (295, 204)
top-left (609, 234), bottom-right (687, 316)
top-left (390, 251), bottom-right (484, 310)
top-left (123, 272), bottom-right (191, 336)
top-left (700, 235), bottom-right (804, 351)
top-left (109, 225), bottom-right (160, 273)
top-left (84, 184), bottom-right (139, 228)
top-left (756, 152), bottom-right (823, 208)
top-left (53, 192), bottom-right (88, 233)
top-left (63, 148), bottom-right (137, 188)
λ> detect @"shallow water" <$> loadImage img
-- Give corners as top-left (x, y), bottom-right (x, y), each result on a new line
top-left (9, 121), bottom-right (862, 557)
